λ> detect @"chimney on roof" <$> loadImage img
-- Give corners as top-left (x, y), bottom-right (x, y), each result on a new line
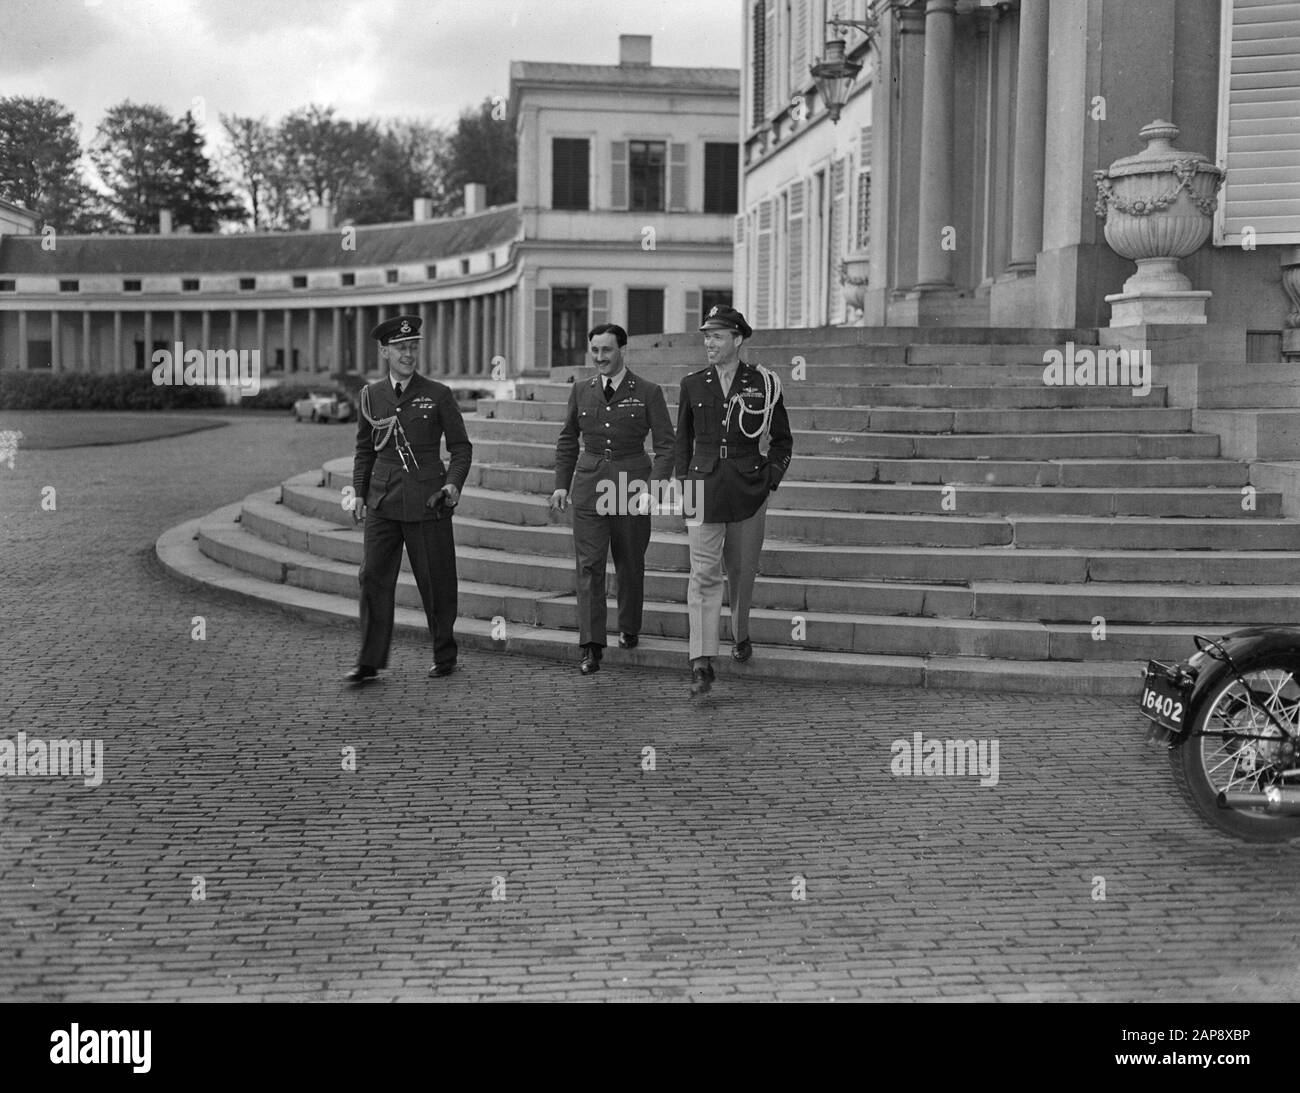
top-left (413, 197), bottom-right (435, 221)
top-left (619, 34), bottom-right (652, 67)
top-left (463, 183), bottom-right (487, 216)
top-left (309, 204), bottom-right (334, 231)
top-left (158, 209), bottom-right (173, 234)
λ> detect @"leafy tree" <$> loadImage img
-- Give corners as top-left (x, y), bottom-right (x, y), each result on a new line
top-left (437, 97), bottom-right (517, 210)
top-left (90, 101), bottom-right (183, 232)
top-left (220, 112), bottom-right (276, 230)
top-left (345, 118), bottom-right (452, 224)
top-left (277, 104), bottom-right (383, 225)
top-left (171, 111), bottom-right (244, 231)
top-left (0, 95), bottom-right (103, 232)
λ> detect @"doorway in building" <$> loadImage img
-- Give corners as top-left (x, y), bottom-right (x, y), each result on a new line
top-left (551, 288), bottom-right (588, 369)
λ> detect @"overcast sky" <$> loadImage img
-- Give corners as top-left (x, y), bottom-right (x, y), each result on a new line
top-left (1, 0), bottom-right (744, 138)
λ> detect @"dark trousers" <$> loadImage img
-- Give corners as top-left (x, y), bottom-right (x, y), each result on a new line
top-left (572, 506), bottom-right (651, 647)
top-left (358, 512), bottom-right (458, 669)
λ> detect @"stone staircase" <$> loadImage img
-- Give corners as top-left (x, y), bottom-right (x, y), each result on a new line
top-left (156, 326), bottom-right (1300, 695)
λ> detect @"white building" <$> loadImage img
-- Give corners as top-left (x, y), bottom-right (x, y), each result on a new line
top-left (510, 34), bottom-right (739, 368)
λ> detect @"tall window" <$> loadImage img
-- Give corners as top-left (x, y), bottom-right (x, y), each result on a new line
top-left (751, 1), bottom-right (766, 127)
top-left (552, 138), bottom-right (589, 210)
top-left (626, 289), bottom-right (664, 337)
top-left (704, 143), bottom-right (739, 214)
top-left (551, 288), bottom-right (588, 368)
top-left (629, 141), bottom-right (666, 211)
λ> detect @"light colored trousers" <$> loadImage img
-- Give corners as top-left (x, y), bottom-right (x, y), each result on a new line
top-left (685, 500), bottom-right (768, 660)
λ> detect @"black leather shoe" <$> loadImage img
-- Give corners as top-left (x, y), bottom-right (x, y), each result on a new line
top-left (428, 662), bottom-right (458, 678)
top-left (732, 638), bottom-right (753, 663)
top-left (579, 646), bottom-right (602, 675)
top-left (344, 665), bottom-right (377, 685)
top-left (689, 665), bottom-right (713, 696)
top-left (618, 633), bottom-right (639, 649)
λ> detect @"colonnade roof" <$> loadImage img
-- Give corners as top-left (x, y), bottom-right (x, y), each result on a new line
top-left (0, 205), bottom-right (522, 276)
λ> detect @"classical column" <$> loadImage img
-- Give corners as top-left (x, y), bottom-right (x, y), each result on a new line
top-left (307, 308), bottom-right (319, 372)
top-left (913, 0), bottom-right (957, 291)
top-left (113, 311), bottom-right (123, 373)
top-left (437, 300), bottom-right (451, 373)
top-left (354, 306), bottom-right (366, 374)
top-left (452, 297), bottom-right (466, 375)
top-left (503, 289), bottom-right (514, 372)
top-left (418, 301), bottom-right (431, 373)
top-left (50, 311), bottom-right (61, 372)
top-left (230, 309), bottom-right (240, 354)
top-left (1006, 0), bottom-right (1050, 272)
top-left (256, 309), bottom-right (267, 373)
top-left (172, 309), bottom-right (183, 346)
top-left (332, 308), bottom-right (343, 373)
top-left (469, 296), bottom-right (482, 376)
top-left (143, 311), bottom-right (153, 371)
top-left (81, 311), bottom-right (92, 372)
top-left (18, 310), bottom-right (28, 370)
top-left (282, 308), bottom-right (292, 372)
top-left (201, 309), bottom-right (212, 353)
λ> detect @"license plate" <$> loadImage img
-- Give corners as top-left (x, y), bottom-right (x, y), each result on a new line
top-left (1139, 660), bottom-right (1192, 734)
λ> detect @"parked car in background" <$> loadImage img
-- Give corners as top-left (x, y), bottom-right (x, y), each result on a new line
top-left (292, 393), bottom-right (353, 423)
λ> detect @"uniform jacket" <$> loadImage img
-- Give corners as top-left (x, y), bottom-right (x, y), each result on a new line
top-left (554, 370), bottom-right (676, 511)
top-left (673, 360), bottom-right (793, 524)
top-left (353, 372), bottom-right (473, 522)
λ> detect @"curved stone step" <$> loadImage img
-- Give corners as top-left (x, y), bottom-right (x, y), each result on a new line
top-left (245, 488), bottom-right (1300, 587)
top-left (463, 417), bottom-right (1221, 459)
top-left (478, 398), bottom-right (1195, 434)
top-left (461, 463), bottom-right (1278, 518)
top-left (514, 380), bottom-right (1168, 409)
top-left (190, 512), bottom-right (1212, 668)
top-left (465, 438), bottom-right (1249, 488)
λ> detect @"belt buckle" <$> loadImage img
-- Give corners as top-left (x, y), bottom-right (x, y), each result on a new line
top-left (603, 450), bottom-right (613, 461)
top-left (720, 443), bottom-right (728, 459)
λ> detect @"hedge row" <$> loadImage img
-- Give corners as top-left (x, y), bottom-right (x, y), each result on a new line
top-left (0, 371), bottom-right (228, 410)
top-left (0, 371), bottom-right (364, 411)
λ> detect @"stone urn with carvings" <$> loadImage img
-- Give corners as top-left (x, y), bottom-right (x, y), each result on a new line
top-left (839, 253), bottom-right (870, 323)
top-left (1094, 119), bottom-right (1224, 324)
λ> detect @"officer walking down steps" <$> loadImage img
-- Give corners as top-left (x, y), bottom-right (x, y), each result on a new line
top-left (551, 324), bottom-right (675, 675)
top-left (345, 315), bottom-right (472, 685)
top-left (675, 306), bottom-right (792, 697)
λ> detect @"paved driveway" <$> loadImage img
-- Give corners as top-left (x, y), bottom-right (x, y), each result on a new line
top-left (1, 414), bottom-right (1296, 1001)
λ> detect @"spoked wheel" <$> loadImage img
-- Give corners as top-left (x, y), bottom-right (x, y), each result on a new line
top-left (1171, 660), bottom-right (1300, 842)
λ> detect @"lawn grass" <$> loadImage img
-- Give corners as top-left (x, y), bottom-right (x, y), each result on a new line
top-left (0, 410), bottom-right (232, 450)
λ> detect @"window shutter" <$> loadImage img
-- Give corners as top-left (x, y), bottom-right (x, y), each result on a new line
top-left (763, 0), bottom-right (778, 121)
top-left (590, 288), bottom-right (609, 330)
top-left (755, 198), bottom-right (775, 327)
top-left (829, 158), bottom-right (847, 321)
top-left (668, 142), bottom-right (689, 212)
top-left (787, 180), bottom-right (806, 328)
top-left (533, 287), bottom-right (551, 370)
top-left (857, 125), bottom-right (873, 250)
top-left (791, 0), bottom-right (808, 93)
top-left (751, 1), bottom-right (767, 128)
top-left (1216, 0), bottom-right (1300, 245)
top-left (684, 289), bottom-right (702, 333)
top-left (610, 141), bottom-right (629, 210)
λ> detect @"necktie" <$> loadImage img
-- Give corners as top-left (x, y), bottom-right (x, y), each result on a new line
top-left (604, 378), bottom-right (614, 401)
top-left (394, 382), bottom-right (403, 400)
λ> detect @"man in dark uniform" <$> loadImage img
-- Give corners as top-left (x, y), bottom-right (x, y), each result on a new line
top-left (345, 314), bottom-right (472, 684)
top-left (674, 305), bottom-right (792, 696)
top-left (551, 323), bottom-right (675, 674)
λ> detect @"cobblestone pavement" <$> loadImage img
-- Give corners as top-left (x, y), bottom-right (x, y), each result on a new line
top-left (1, 413), bottom-right (1298, 1002)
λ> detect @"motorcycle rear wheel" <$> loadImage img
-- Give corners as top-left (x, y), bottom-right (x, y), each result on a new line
top-left (1170, 659), bottom-right (1300, 843)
